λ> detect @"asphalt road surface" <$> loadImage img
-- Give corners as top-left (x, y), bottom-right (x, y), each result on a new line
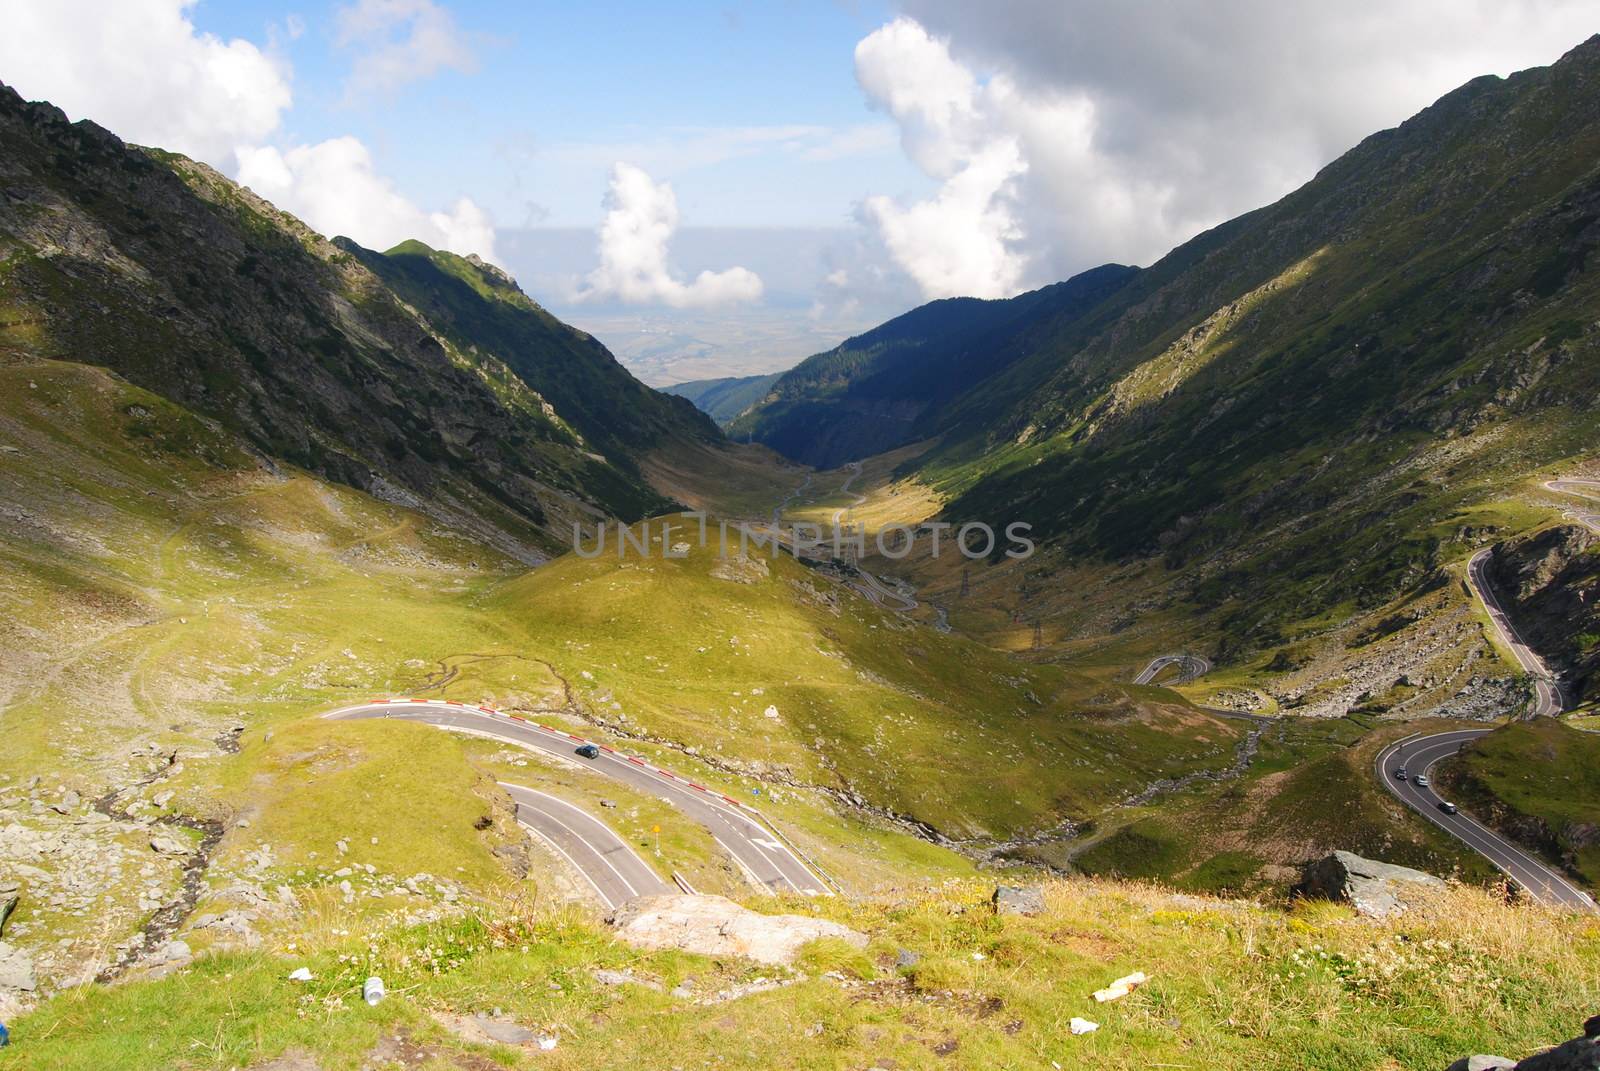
top-left (1134, 654), bottom-right (1213, 685)
top-left (1546, 479), bottom-right (1600, 532)
top-left (501, 782), bottom-right (670, 909)
top-left (324, 701), bottom-right (828, 898)
top-left (1375, 731), bottom-right (1595, 911)
top-left (1467, 548), bottom-right (1562, 717)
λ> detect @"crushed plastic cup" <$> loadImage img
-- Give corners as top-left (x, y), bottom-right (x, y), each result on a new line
top-left (1070, 1017), bottom-right (1099, 1035)
top-left (363, 976), bottom-right (386, 1006)
top-left (288, 967), bottom-right (314, 982)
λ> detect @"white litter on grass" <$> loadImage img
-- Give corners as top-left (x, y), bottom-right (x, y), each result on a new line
top-left (1091, 970), bottom-right (1147, 1003)
top-left (363, 976), bottom-right (385, 1005)
top-left (288, 967), bottom-right (313, 982)
top-left (1070, 1017), bottom-right (1099, 1035)
top-left (537, 1035), bottom-right (558, 1051)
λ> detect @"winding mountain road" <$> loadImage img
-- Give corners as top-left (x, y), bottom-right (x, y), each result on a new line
top-left (1363, 540), bottom-right (1591, 909)
top-left (1375, 731), bottom-right (1595, 911)
top-left (1467, 548), bottom-right (1562, 717)
top-left (324, 700), bottom-right (830, 900)
top-left (501, 782), bottom-right (670, 909)
top-left (829, 461), bottom-right (865, 529)
top-left (1134, 654), bottom-right (1213, 685)
top-left (1546, 479), bottom-right (1600, 533)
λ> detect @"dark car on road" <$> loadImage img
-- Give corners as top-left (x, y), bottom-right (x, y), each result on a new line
top-left (1438, 801), bottom-right (1458, 815)
top-left (1393, 767), bottom-right (1407, 781)
top-left (575, 743), bottom-right (601, 759)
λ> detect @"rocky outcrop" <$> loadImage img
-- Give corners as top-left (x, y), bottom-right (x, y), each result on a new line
top-left (1295, 851), bottom-right (1445, 918)
top-left (608, 894), bottom-right (866, 966)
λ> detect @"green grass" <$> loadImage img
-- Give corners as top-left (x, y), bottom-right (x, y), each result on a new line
top-left (7, 875), bottom-right (1597, 1070)
top-left (484, 522), bottom-right (1245, 839)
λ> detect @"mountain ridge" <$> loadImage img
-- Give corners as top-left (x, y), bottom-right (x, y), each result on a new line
top-left (737, 36), bottom-right (1600, 678)
top-left (0, 81), bottom-right (713, 559)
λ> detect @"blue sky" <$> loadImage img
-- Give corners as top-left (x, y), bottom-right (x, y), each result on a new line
top-left (196, 0), bottom-right (926, 228)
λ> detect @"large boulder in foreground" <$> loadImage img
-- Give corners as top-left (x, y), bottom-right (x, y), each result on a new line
top-left (608, 895), bottom-right (866, 966)
top-left (1296, 850), bottom-right (1445, 918)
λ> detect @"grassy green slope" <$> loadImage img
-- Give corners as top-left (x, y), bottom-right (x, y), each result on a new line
top-left (921, 40), bottom-right (1600, 664)
top-left (486, 523), bottom-right (1243, 839)
top-left (1439, 719), bottom-right (1600, 885)
top-left (0, 357), bottom-right (973, 992)
top-left (0, 353), bottom-right (1249, 998)
top-left (7, 875), bottom-right (1596, 1071)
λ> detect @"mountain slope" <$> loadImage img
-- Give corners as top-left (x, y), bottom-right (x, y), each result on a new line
top-left (930, 38), bottom-right (1600, 653)
top-left (347, 239), bottom-right (717, 471)
top-left (0, 83), bottom-right (710, 559)
top-left (663, 371), bottom-right (781, 425)
top-left (753, 38), bottom-right (1600, 680)
top-left (729, 264), bottom-right (1137, 467)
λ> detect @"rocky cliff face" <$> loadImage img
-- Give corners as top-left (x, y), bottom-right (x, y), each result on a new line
top-left (0, 83), bottom-right (710, 559)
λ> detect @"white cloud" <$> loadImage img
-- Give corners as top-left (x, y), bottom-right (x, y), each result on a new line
top-left (335, 0), bottom-right (479, 99)
top-left (857, 4), bottom-right (1600, 299)
top-left (574, 164), bottom-right (763, 308)
top-left (237, 138), bottom-right (497, 260)
top-left (855, 20), bottom-right (1032, 299)
top-left (0, 0), bottom-right (499, 264)
top-left (0, 0), bottom-right (291, 165)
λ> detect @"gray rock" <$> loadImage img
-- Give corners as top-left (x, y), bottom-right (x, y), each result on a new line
top-left (1446, 1057), bottom-right (1515, 1071)
top-left (1296, 851), bottom-right (1445, 918)
top-left (160, 940), bottom-right (192, 964)
top-left (609, 894), bottom-right (866, 967)
top-left (0, 881), bottom-right (17, 938)
top-left (992, 885), bottom-right (1047, 917)
top-left (150, 834), bottom-right (190, 856)
top-left (0, 940), bottom-right (36, 991)
top-left (895, 948), bottom-right (921, 969)
top-left (472, 1014), bottom-right (538, 1045)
